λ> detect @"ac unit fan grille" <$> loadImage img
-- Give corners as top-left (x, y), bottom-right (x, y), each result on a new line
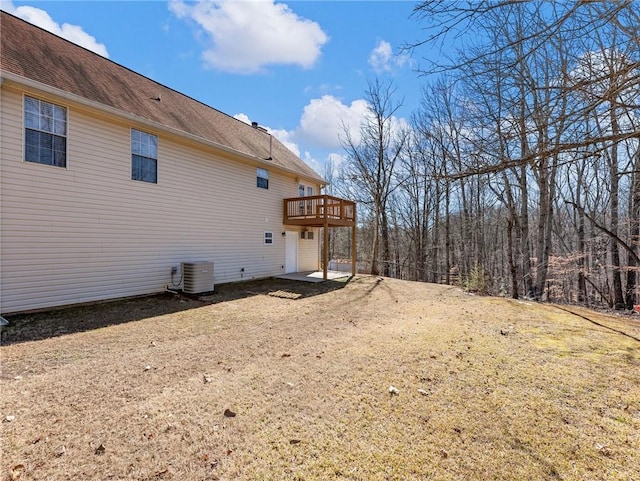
top-left (182, 261), bottom-right (214, 294)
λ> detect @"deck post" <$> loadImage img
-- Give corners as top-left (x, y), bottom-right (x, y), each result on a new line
top-left (323, 198), bottom-right (329, 280)
top-left (351, 204), bottom-right (357, 277)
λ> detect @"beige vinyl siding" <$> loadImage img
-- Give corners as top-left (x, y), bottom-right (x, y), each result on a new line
top-left (0, 87), bottom-right (317, 313)
top-left (294, 182), bottom-right (322, 272)
top-left (298, 229), bottom-right (319, 271)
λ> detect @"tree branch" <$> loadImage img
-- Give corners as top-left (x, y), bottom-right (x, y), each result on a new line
top-left (565, 200), bottom-right (640, 264)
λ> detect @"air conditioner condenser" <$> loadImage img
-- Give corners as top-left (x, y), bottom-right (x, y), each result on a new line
top-left (181, 261), bottom-right (214, 294)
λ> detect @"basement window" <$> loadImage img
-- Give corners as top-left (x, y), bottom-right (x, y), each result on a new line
top-left (24, 96), bottom-right (67, 168)
top-left (257, 168), bottom-right (269, 189)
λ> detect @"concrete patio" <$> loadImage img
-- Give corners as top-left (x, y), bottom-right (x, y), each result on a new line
top-left (276, 270), bottom-right (352, 283)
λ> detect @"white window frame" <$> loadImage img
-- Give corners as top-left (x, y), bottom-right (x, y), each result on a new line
top-left (24, 95), bottom-right (67, 168)
top-left (264, 231), bottom-right (274, 245)
top-left (298, 184), bottom-right (305, 214)
top-left (131, 128), bottom-right (158, 183)
top-left (299, 184), bottom-right (314, 215)
top-left (257, 168), bottom-right (269, 189)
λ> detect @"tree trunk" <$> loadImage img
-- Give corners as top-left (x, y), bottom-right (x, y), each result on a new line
top-left (577, 199), bottom-right (588, 305)
top-left (575, 156), bottom-right (588, 305)
top-left (533, 153), bottom-right (558, 301)
top-left (370, 202), bottom-right (380, 276)
top-left (445, 182), bottom-right (451, 284)
top-left (432, 180), bottom-right (441, 283)
top-left (625, 148), bottom-right (640, 308)
top-left (609, 134), bottom-right (625, 309)
top-left (518, 166), bottom-right (534, 298)
top-left (381, 206), bottom-right (391, 277)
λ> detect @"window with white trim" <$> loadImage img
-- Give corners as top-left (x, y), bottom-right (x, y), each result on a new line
top-left (257, 168), bottom-right (269, 189)
top-left (299, 184), bottom-right (314, 215)
top-left (24, 96), bottom-right (67, 167)
top-left (298, 184), bottom-right (305, 214)
top-left (131, 129), bottom-right (158, 183)
top-left (264, 231), bottom-right (273, 245)
top-left (306, 187), bottom-right (314, 214)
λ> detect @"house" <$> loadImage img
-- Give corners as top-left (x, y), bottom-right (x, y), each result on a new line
top-left (0, 11), bottom-right (355, 314)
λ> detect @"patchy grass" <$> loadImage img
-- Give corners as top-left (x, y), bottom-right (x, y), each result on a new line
top-left (1, 276), bottom-right (639, 480)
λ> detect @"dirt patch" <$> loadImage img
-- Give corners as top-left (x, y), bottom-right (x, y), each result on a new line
top-left (1, 276), bottom-right (639, 480)
top-left (0, 277), bottom-right (349, 345)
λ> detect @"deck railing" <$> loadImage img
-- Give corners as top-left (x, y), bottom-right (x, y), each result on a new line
top-left (283, 195), bottom-right (356, 226)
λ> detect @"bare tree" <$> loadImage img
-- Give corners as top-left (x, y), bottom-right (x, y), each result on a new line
top-left (340, 78), bottom-right (409, 275)
top-left (400, 0), bottom-right (640, 308)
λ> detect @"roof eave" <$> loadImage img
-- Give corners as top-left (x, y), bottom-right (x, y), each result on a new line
top-left (0, 71), bottom-right (326, 185)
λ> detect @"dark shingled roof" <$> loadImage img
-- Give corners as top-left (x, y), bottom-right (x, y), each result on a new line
top-left (0, 11), bottom-right (323, 182)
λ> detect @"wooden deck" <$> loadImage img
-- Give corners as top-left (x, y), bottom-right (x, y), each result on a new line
top-left (283, 195), bottom-right (355, 227)
top-left (283, 195), bottom-right (356, 280)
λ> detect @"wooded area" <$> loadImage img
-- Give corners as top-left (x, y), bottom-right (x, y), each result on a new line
top-left (329, 1), bottom-right (639, 310)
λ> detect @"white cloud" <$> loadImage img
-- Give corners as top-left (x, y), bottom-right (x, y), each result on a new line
top-left (234, 112), bottom-right (301, 156)
top-left (236, 94), bottom-right (410, 178)
top-left (296, 95), bottom-right (369, 148)
top-left (1, 1), bottom-right (109, 57)
top-left (295, 94), bottom-right (411, 160)
top-left (269, 128), bottom-right (301, 157)
top-left (233, 113), bottom-right (252, 125)
top-left (369, 40), bottom-right (393, 73)
top-left (169, 0), bottom-right (328, 74)
top-left (236, 94), bottom-right (371, 154)
top-left (241, 94), bottom-right (409, 151)
top-left (368, 39), bottom-right (410, 74)
top-left (236, 91), bottom-right (411, 179)
top-left (301, 151), bottom-right (323, 176)
top-left (234, 112), bottom-right (328, 176)
top-left (327, 152), bottom-right (347, 168)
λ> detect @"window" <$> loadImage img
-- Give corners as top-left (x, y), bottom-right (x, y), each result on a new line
top-left (298, 184), bottom-right (305, 214)
top-left (257, 168), bottom-right (269, 189)
top-left (300, 185), bottom-right (314, 214)
top-left (306, 186), bottom-right (314, 214)
top-left (264, 231), bottom-right (273, 245)
top-left (131, 129), bottom-right (158, 183)
top-left (24, 96), bottom-right (67, 167)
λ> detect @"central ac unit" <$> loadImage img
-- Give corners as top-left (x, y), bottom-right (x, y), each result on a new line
top-left (182, 261), bottom-right (214, 294)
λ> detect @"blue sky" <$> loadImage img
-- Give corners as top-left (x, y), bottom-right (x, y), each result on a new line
top-left (2, 1), bottom-right (434, 176)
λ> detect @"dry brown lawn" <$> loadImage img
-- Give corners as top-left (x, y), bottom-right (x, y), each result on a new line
top-left (1, 275), bottom-right (639, 481)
